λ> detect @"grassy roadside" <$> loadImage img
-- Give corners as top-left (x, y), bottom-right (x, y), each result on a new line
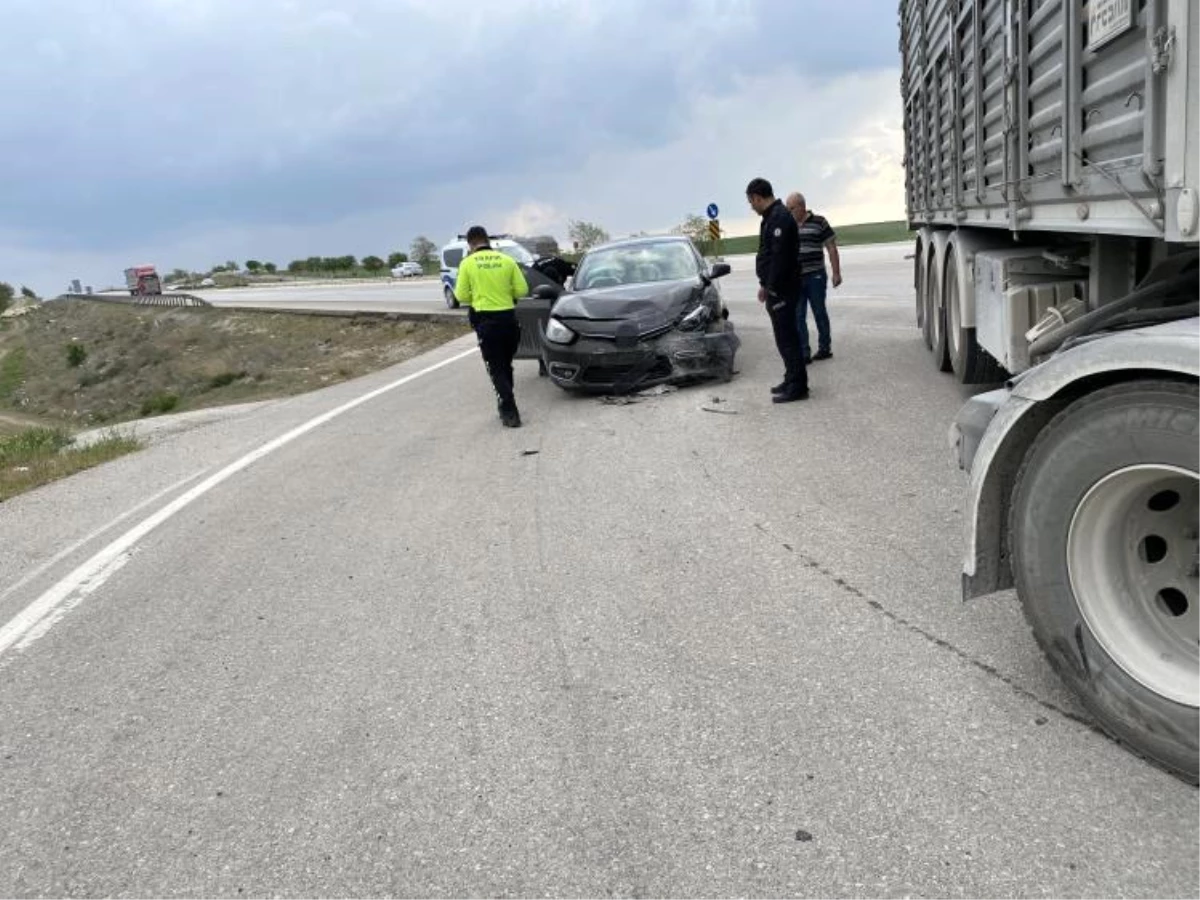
top-left (0, 301), bottom-right (469, 501)
top-left (0, 427), bottom-right (141, 502)
top-left (701, 219), bottom-right (912, 256)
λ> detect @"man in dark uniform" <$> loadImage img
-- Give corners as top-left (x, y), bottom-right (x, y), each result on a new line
top-left (746, 177), bottom-right (808, 402)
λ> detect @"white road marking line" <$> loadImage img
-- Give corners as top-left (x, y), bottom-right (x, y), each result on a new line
top-left (16, 552), bottom-right (132, 651)
top-left (0, 469), bottom-right (210, 606)
top-left (0, 347), bottom-right (476, 657)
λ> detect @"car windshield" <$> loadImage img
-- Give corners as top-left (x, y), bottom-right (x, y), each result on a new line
top-left (497, 243), bottom-right (535, 266)
top-left (573, 242), bottom-right (699, 290)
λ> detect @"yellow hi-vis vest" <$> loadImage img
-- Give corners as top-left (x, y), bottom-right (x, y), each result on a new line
top-left (454, 248), bottom-right (529, 312)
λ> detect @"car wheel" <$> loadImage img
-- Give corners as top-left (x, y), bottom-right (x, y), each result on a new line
top-left (444, 286), bottom-right (459, 309)
top-left (1011, 380), bottom-right (1199, 782)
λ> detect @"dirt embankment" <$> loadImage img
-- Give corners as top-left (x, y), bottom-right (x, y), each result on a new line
top-left (0, 301), bottom-right (469, 432)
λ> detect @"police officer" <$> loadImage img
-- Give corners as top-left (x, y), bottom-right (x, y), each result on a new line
top-left (455, 225), bottom-right (530, 427)
top-left (746, 178), bottom-right (808, 402)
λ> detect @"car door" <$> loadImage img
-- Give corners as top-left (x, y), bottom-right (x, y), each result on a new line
top-left (513, 264), bottom-right (559, 360)
top-left (695, 246), bottom-right (727, 316)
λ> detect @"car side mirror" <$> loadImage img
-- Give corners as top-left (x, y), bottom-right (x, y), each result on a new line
top-left (710, 263), bottom-right (732, 279)
top-left (531, 284), bottom-right (560, 300)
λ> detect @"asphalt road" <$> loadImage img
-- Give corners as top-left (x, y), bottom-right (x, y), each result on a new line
top-left (1, 245), bottom-right (1196, 898)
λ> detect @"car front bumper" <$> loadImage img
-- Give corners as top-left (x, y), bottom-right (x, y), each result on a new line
top-left (543, 326), bottom-right (740, 393)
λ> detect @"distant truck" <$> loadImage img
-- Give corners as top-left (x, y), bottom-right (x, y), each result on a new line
top-left (124, 265), bottom-right (162, 296)
top-left (901, 0), bottom-right (1198, 780)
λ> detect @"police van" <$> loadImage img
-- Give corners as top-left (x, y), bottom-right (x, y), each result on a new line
top-left (440, 234), bottom-right (536, 309)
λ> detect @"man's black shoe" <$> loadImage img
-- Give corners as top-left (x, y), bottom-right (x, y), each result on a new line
top-left (500, 408), bottom-right (522, 428)
top-left (812, 349), bottom-right (833, 361)
top-left (770, 381), bottom-right (789, 394)
top-left (772, 390), bottom-right (809, 404)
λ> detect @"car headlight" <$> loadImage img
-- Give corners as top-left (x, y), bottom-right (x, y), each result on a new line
top-left (544, 318), bottom-right (577, 345)
top-left (677, 304), bottom-right (710, 331)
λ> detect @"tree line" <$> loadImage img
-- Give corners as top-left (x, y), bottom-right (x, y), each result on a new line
top-left (0, 214), bottom-right (702, 310)
top-left (165, 236), bottom-right (443, 282)
top-left (172, 217), bottom-right (713, 283)
top-left (2, 216), bottom-right (714, 306)
top-left (568, 216), bottom-right (712, 251)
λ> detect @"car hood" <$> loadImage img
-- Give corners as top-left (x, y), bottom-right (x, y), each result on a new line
top-left (552, 280), bottom-right (702, 337)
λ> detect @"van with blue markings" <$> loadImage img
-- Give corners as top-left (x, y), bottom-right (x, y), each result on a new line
top-left (440, 234), bottom-right (536, 309)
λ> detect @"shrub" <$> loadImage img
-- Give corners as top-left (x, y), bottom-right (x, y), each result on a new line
top-left (140, 392), bottom-right (179, 416)
top-left (206, 371), bottom-right (246, 390)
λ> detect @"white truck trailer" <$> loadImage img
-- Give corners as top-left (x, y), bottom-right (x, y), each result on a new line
top-left (901, 0), bottom-right (1198, 780)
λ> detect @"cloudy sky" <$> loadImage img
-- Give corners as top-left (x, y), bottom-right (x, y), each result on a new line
top-left (1, 0), bottom-right (905, 293)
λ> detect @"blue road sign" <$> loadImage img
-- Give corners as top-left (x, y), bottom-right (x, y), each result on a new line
top-left (706, 203), bottom-right (719, 220)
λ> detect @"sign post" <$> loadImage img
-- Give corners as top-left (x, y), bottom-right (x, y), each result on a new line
top-left (705, 203), bottom-right (722, 259)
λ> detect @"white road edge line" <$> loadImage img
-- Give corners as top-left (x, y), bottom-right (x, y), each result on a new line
top-left (0, 347), bottom-right (476, 658)
top-left (0, 469), bottom-right (211, 606)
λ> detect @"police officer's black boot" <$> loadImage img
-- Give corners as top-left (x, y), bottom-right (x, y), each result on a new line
top-left (773, 360), bottom-right (809, 403)
top-left (499, 398), bottom-right (522, 428)
top-left (772, 387), bottom-right (809, 403)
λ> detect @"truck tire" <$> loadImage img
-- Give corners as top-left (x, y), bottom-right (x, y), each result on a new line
top-left (929, 295), bottom-right (951, 373)
top-left (915, 240), bottom-right (926, 336)
top-left (444, 286), bottom-right (460, 310)
top-left (924, 254), bottom-right (947, 366)
top-left (945, 253), bottom-right (1006, 384)
top-left (1010, 380), bottom-right (1199, 782)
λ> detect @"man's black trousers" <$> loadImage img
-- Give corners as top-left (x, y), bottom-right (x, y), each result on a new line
top-left (767, 294), bottom-right (808, 393)
top-left (470, 308), bottom-right (522, 411)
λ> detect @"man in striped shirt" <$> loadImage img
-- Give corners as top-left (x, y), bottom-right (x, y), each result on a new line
top-left (785, 193), bottom-right (842, 362)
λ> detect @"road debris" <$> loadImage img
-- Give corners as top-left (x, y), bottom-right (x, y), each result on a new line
top-left (641, 384), bottom-right (676, 397)
top-left (600, 384), bottom-right (678, 405)
top-left (701, 395), bottom-right (739, 415)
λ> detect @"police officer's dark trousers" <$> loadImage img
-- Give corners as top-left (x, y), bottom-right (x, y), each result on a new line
top-left (767, 293), bottom-right (808, 394)
top-left (470, 308), bottom-right (522, 412)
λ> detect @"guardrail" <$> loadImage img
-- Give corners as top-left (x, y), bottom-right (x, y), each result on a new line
top-left (57, 293), bottom-right (211, 308)
top-left (238, 308), bottom-right (468, 326)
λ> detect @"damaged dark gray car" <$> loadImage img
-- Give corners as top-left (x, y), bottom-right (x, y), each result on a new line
top-left (515, 235), bottom-right (739, 394)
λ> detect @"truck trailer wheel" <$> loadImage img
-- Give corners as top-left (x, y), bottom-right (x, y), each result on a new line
top-left (914, 239), bottom-right (926, 337)
top-left (945, 253), bottom-right (1006, 384)
top-left (925, 255), bottom-right (949, 368)
top-left (1010, 380), bottom-right (1199, 782)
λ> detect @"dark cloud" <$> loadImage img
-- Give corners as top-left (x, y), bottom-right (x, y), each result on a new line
top-left (0, 0), bottom-right (898, 253)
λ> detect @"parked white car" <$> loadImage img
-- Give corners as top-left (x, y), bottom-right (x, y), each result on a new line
top-left (391, 262), bottom-right (424, 278)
